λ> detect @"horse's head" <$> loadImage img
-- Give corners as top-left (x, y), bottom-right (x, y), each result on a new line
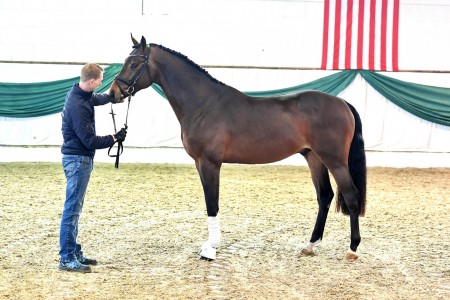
top-left (109, 34), bottom-right (153, 103)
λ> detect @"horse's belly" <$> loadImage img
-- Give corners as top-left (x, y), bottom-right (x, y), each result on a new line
top-left (223, 140), bottom-right (303, 164)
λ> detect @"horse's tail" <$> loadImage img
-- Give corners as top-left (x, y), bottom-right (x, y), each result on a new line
top-left (336, 102), bottom-right (367, 216)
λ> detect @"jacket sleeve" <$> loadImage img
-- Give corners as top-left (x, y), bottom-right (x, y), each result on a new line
top-left (71, 104), bottom-right (114, 150)
top-left (92, 93), bottom-right (113, 106)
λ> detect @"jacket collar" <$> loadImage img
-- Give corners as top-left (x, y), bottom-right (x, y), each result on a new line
top-left (73, 83), bottom-right (93, 99)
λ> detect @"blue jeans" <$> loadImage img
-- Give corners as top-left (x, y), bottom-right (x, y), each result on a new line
top-left (59, 155), bottom-right (93, 262)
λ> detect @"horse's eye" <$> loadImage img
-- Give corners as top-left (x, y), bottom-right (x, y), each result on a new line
top-left (131, 63), bottom-right (137, 69)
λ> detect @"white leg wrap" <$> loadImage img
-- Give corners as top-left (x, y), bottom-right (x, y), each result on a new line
top-left (199, 242), bottom-right (217, 260)
top-left (207, 216), bottom-right (221, 248)
top-left (199, 216), bottom-right (221, 260)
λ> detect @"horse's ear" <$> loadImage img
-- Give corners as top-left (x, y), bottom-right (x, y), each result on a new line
top-left (140, 36), bottom-right (147, 51)
top-left (131, 33), bottom-right (139, 47)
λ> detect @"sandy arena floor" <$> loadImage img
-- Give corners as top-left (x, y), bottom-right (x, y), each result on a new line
top-left (0, 163), bottom-right (449, 299)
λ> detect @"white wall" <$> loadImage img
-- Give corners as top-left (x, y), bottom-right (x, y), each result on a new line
top-left (0, 0), bottom-right (449, 71)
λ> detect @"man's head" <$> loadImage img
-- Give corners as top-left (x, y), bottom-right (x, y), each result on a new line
top-left (79, 63), bottom-right (104, 92)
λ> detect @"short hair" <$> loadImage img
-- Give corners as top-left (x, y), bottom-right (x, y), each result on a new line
top-left (80, 63), bottom-right (104, 82)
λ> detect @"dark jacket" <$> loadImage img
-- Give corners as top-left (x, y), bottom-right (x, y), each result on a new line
top-left (61, 83), bottom-right (114, 157)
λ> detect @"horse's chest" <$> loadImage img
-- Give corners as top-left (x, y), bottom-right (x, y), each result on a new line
top-left (181, 130), bottom-right (206, 158)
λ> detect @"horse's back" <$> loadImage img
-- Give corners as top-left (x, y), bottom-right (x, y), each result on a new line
top-left (214, 90), bottom-right (355, 164)
top-left (232, 90), bottom-right (354, 134)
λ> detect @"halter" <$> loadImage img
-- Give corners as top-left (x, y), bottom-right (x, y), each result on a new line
top-left (108, 44), bottom-right (151, 168)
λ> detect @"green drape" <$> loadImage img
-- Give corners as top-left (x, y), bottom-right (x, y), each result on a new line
top-left (151, 70), bottom-right (357, 99)
top-left (359, 70), bottom-right (450, 127)
top-left (245, 70), bottom-right (358, 97)
top-left (0, 65), bottom-right (449, 127)
top-left (0, 64), bottom-right (123, 118)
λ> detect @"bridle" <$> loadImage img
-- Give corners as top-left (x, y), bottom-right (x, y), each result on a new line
top-left (108, 44), bottom-right (151, 168)
top-left (115, 44), bottom-right (151, 98)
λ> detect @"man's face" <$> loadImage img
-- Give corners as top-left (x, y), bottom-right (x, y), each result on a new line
top-left (92, 72), bottom-right (103, 91)
top-left (89, 72), bottom-right (103, 91)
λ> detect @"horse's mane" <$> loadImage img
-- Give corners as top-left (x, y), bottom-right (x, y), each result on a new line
top-left (150, 44), bottom-right (224, 85)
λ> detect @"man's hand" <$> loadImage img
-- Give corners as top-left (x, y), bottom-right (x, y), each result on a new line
top-left (109, 90), bottom-right (125, 103)
top-left (114, 127), bottom-right (127, 142)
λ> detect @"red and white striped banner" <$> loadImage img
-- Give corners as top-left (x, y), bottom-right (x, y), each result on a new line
top-left (321, 0), bottom-right (400, 71)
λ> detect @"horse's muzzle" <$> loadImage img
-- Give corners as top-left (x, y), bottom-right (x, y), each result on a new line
top-left (109, 82), bottom-right (125, 103)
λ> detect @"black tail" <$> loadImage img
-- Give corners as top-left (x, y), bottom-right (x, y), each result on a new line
top-left (336, 102), bottom-right (367, 216)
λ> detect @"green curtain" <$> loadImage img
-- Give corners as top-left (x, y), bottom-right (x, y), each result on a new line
top-left (0, 65), bottom-right (449, 127)
top-left (0, 64), bottom-right (122, 118)
top-left (151, 70), bottom-right (357, 99)
top-left (359, 70), bottom-right (450, 127)
top-left (245, 70), bottom-right (358, 97)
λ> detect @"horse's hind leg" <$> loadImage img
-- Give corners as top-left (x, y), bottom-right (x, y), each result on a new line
top-left (325, 162), bottom-right (361, 260)
top-left (301, 152), bottom-right (334, 256)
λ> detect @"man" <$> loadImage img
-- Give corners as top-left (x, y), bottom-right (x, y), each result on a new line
top-left (59, 63), bottom-right (126, 273)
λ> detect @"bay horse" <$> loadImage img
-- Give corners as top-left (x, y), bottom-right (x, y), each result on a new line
top-left (109, 35), bottom-right (367, 261)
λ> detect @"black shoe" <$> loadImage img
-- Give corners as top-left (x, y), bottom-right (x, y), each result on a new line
top-left (58, 260), bottom-right (91, 273)
top-left (78, 256), bottom-right (98, 266)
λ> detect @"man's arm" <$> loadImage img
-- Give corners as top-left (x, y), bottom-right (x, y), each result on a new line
top-left (92, 93), bottom-right (114, 106)
top-left (71, 105), bottom-right (115, 150)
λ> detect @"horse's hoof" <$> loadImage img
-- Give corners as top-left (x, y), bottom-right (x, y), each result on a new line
top-left (300, 241), bottom-right (320, 256)
top-left (199, 242), bottom-right (217, 260)
top-left (300, 247), bottom-right (315, 256)
top-left (345, 249), bottom-right (359, 261)
top-left (199, 256), bottom-right (213, 262)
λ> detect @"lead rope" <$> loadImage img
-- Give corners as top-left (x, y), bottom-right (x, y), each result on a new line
top-left (108, 95), bottom-right (132, 168)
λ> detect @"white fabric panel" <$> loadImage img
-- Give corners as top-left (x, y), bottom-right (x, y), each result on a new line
top-left (0, 113), bottom-right (63, 146)
top-left (1, 69), bottom-right (449, 153)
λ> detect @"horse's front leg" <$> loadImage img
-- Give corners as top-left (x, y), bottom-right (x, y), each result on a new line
top-left (195, 158), bottom-right (222, 260)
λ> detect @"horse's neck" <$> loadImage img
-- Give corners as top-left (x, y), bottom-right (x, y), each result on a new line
top-left (152, 48), bottom-right (221, 122)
